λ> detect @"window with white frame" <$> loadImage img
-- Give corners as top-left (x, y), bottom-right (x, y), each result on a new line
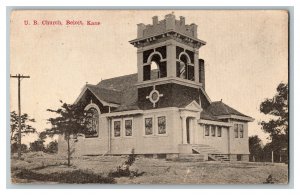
top-left (157, 116), bottom-right (166, 134)
top-left (145, 117), bottom-right (153, 135)
top-left (217, 126), bottom-right (222, 137)
top-left (234, 124), bottom-right (238, 138)
top-left (124, 119), bottom-right (133, 136)
top-left (211, 125), bottom-right (216, 137)
top-left (113, 120), bottom-right (121, 137)
top-left (205, 125), bottom-right (210, 136)
top-left (239, 124), bottom-right (244, 138)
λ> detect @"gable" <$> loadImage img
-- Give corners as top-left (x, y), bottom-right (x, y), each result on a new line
top-left (75, 88), bottom-right (110, 114)
top-left (185, 100), bottom-right (202, 111)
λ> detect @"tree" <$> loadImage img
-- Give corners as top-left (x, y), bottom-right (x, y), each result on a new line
top-left (10, 111), bottom-right (36, 154)
top-left (259, 82), bottom-right (288, 162)
top-left (11, 143), bottom-right (28, 154)
top-left (29, 140), bottom-right (45, 152)
top-left (249, 135), bottom-right (264, 162)
top-left (29, 131), bottom-right (47, 152)
top-left (46, 101), bottom-right (91, 166)
top-left (46, 140), bottom-right (58, 154)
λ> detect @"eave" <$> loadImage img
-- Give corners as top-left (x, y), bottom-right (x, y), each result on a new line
top-left (198, 119), bottom-right (233, 127)
top-left (216, 114), bottom-right (255, 122)
top-left (74, 86), bottom-right (120, 107)
top-left (129, 30), bottom-right (206, 48)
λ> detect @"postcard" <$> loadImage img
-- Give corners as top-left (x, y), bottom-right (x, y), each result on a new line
top-left (9, 10), bottom-right (289, 184)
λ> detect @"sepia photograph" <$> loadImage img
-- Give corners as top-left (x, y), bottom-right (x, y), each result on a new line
top-left (9, 10), bottom-right (289, 185)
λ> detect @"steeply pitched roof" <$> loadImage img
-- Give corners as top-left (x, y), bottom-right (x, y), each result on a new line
top-left (96, 73), bottom-right (138, 91)
top-left (96, 73), bottom-right (138, 109)
top-left (86, 84), bottom-right (122, 105)
top-left (205, 101), bottom-right (250, 118)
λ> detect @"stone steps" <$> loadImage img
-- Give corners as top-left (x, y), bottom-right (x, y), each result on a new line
top-left (191, 144), bottom-right (230, 162)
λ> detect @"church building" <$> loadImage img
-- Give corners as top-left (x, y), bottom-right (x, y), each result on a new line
top-left (58, 14), bottom-right (254, 161)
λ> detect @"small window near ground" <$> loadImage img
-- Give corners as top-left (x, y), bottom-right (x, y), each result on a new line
top-left (237, 154), bottom-right (242, 161)
top-left (239, 124), bottom-right (244, 138)
top-left (113, 120), bottom-right (121, 137)
top-left (217, 126), bottom-right (222, 137)
top-left (125, 119), bottom-right (132, 136)
top-left (145, 117), bottom-right (153, 135)
top-left (211, 126), bottom-right (216, 137)
top-left (205, 125), bottom-right (210, 136)
top-left (234, 124), bottom-right (238, 138)
top-left (157, 116), bottom-right (166, 134)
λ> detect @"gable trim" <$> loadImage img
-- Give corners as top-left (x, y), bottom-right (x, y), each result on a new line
top-left (179, 100), bottom-right (202, 112)
top-left (74, 86), bottom-right (119, 107)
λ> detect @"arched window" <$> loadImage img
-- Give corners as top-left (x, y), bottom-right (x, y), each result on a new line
top-left (176, 53), bottom-right (195, 81)
top-left (86, 107), bottom-right (99, 138)
top-left (177, 54), bottom-right (188, 79)
top-left (143, 52), bottom-right (167, 81)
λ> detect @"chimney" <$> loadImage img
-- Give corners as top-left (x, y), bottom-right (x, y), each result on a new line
top-left (199, 59), bottom-right (205, 90)
top-left (179, 16), bottom-right (185, 26)
top-left (137, 23), bottom-right (146, 38)
top-left (152, 16), bottom-right (158, 25)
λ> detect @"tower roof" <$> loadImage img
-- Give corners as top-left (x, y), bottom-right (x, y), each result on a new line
top-left (129, 14), bottom-right (206, 48)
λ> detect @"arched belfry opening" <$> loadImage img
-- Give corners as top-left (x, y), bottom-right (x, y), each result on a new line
top-left (177, 53), bottom-right (195, 81)
top-left (178, 54), bottom-right (189, 79)
top-left (143, 52), bottom-right (167, 81)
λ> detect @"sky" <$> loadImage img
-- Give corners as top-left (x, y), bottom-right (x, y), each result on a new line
top-left (10, 10), bottom-right (288, 145)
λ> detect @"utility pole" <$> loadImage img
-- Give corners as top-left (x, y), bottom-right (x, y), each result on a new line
top-left (10, 74), bottom-right (30, 159)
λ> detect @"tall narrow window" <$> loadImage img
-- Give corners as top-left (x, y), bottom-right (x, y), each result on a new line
top-left (239, 124), bottom-right (244, 138)
top-left (145, 117), bottom-right (153, 135)
top-left (158, 116), bottom-right (166, 134)
top-left (211, 125), bottom-right (216, 137)
top-left (86, 108), bottom-right (99, 138)
top-left (234, 124), bottom-right (238, 138)
top-left (217, 126), bottom-right (222, 137)
top-left (113, 120), bottom-right (121, 137)
top-left (205, 125), bottom-right (210, 136)
top-left (125, 119), bottom-right (133, 136)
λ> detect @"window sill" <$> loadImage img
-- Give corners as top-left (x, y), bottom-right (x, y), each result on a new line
top-left (111, 136), bottom-right (135, 139)
top-left (143, 134), bottom-right (168, 137)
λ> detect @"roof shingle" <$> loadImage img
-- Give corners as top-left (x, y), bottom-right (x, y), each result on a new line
top-left (205, 101), bottom-right (250, 118)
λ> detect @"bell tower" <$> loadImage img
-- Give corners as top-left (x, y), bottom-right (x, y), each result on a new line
top-left (129, 14), bottom-right (206, 110)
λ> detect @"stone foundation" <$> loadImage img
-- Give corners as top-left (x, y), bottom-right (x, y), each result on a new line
top-left (229, 154), bottom-right (249, 162)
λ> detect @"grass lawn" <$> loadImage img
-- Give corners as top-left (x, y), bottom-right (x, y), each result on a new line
top-left (11, 152), bottom-right (288, 184)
